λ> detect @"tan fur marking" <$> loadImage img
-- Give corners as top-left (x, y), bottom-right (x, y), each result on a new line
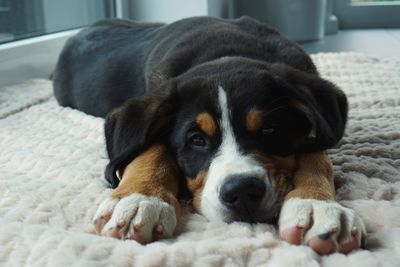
top-left (290, 100), bottom-right (313, 120)
top-left (186, 171), bottom-right (208, 212)
top-left (196, 113), bottom-right (216, 136)
top-left (111, 144), bottom-right (181, 216)
top-left (284, 152), bottom-right (335, 201)
top-left (246, 108), bottom-right (264, 132)
top-left (252, 151), bottom-right (335, 202)
top-left (252, 151), bottom-right (296, 198)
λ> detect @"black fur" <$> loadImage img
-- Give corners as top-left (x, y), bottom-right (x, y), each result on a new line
top-left (53, 16), bottom-right (348, 188)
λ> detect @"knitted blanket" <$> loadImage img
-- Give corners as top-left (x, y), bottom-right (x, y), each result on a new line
top-left (0, 53), bottom-right (399, 267)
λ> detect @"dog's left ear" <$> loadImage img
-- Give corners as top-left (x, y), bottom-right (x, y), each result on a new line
top-left (103, 82), bottom-right (177, 188)
top-left (292, 73), bottom-right (348, 152)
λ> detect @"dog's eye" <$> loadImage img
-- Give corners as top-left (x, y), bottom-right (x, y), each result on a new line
top-left (189, 133), bottom-right (207, 147)
top-left (262, 127), bottom-right (275, 135)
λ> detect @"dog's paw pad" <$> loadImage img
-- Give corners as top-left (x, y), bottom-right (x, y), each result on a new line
top-left (152, 225), bottom-right (166, 241)
top-left (339, 228), bottom-right (367, 253)
top-left (280, 226), bottom-right (304, 245)
top-left (127, 225), bottom-right (146, 244)
top-left (102, 220), bottom-right (127, 239)
top-left (93, 197), bottom-right (119, 234)
top-left (307, 235), bottom-right (337, 254)
top-left (279, 198), bottom-right (366, 254)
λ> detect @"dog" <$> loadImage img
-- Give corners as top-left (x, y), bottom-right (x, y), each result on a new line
top-left (53, 16), bottom-right (366, 254)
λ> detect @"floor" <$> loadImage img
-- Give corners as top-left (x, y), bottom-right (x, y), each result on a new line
top-left (0, 33), bottom-right (13, 43)
top-left (300, 29), bottom-right (400, 58)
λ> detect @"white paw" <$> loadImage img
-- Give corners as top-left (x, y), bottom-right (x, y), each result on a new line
top-left (92, 193), bottom-right (177, 243)
top-left (279, 198), bottom-right (366, 254)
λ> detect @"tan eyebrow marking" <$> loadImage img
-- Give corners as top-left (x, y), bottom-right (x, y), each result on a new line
top-left (246, 108), bottom-right (264, 132)
top-left (290, 100), bottom-right (313, 119)
top-left (196, 112), bottom-right (217, 136)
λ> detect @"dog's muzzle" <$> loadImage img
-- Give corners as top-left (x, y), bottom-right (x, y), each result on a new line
top-left (219, 175), bottom-right (268, 223)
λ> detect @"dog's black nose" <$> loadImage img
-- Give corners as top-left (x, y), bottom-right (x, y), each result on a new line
top-left (219, 175), bottom-right (266, 218)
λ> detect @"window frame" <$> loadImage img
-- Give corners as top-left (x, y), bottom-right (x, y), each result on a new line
top-left (0, 0), bottom-right (118, 88)
top-left (0, 29), bottom-right (82, 87)
top-left (334, 0), bottom-right (400, 28)
top-left (2, 0), bottom-right (400, 87)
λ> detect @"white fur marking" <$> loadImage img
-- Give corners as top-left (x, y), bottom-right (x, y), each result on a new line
top-left (200, 86), bottom-right (267, 221)
top-left (93, 197), bottom-right (119, 222)
top-left (94, 193), bottom-right (176, 242)
top-left (279, 198), bottom-right (366, 244)
top-left (115, 169), bottom-right (122, 181)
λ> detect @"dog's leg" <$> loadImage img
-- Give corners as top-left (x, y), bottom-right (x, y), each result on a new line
top-left (93, 144), bottom-right (181, 244)
top-left (279, 152), bottom-right (366, 254)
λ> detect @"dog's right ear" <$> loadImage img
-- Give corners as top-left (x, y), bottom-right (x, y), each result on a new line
top-left (104, 87), bottom-right (177, 188)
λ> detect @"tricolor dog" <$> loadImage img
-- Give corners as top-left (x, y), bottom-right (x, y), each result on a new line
top-left (53, 16), bottom-right (366, 254)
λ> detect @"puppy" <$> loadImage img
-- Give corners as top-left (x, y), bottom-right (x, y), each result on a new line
top-left (53, 16), bottom-right (366, 254)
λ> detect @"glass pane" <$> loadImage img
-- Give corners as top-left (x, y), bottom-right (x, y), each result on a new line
top-left (352, 0), bottom-right (400, 3)
top-left (0, 0), bottom-right (114, 44)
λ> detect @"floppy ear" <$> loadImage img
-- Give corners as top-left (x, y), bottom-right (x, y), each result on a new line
top-left (269, 64), bottom-right (348, 153)
top-left (104, 89), bottom-right (177, 188)
top-left (293, 73), bottom-right (348, 152)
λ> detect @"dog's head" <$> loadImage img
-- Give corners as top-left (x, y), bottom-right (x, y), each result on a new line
top-left (104, 57), bottom-right (347, 223)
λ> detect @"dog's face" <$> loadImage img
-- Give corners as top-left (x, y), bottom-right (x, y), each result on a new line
top-left (171, 84), bottom-right (299, 223)
top-left (104, 58), bottom-right (347, 224)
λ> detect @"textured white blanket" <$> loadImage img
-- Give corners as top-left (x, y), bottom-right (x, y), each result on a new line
top-left (0, 53), bottom-right (399, 267)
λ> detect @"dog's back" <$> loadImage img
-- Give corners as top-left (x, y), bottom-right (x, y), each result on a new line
top-left (53, 19), bottom-right (163, 117)
top-left (53, 16), bottom-right (316, 117)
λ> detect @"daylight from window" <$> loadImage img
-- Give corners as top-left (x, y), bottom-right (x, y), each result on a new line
top-left (0, 0), bottom-right (110, 44)
top-left (352, 0), bottom-right (400, 2)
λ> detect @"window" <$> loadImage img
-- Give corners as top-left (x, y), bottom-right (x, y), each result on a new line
top-left (335, 0), bottom-right (400, 28)
top-left (0, 0), bottom-right (115, 44)
top-left (0, 0), bottom-right (116, 87)
top-left (352, 0), bottom-right (400, 3)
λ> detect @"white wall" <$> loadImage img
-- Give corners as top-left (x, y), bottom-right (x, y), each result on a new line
top-left (42, 0), bottom-right (105, 32)
top-left (129, 0), bottom-right (208, 23)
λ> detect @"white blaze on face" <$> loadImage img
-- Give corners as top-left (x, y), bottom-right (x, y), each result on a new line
top-left (200, 86), bottom-right (267, 221)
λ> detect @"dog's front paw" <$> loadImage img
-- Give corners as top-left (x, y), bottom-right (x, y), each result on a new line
top-left (279, 198), bottom-right (366, 254)
top-left (92, 193), bottom-right (177, 244)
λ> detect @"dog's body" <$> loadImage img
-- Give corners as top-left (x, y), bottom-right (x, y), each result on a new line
top-left (53, 16), bottom-right (365, 254)
top-left (54, 16), bottom-right (317, 118)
